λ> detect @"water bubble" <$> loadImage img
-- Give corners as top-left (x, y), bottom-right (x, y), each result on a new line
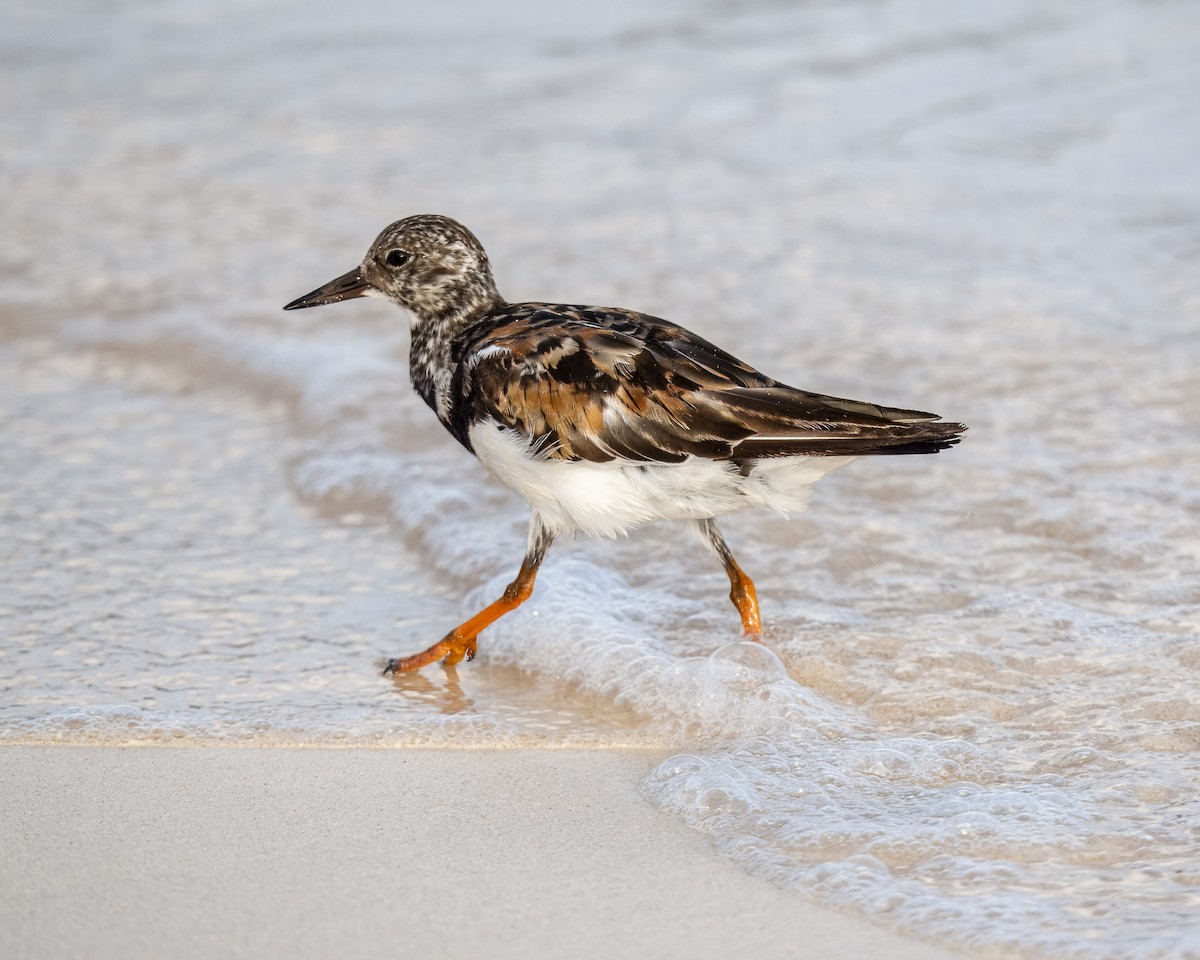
top-left (855, 749), bottom-right (917, 780)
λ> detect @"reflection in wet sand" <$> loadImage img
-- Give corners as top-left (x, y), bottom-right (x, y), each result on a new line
top-left (390, 666), bottom-right (474, 716)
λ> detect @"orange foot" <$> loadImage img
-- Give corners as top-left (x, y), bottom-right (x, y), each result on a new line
top-left (383, 633), bottom-right (477, 676)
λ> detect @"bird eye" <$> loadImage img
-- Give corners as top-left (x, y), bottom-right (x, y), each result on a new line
top-left (385, 249), bottom-right (411, 267)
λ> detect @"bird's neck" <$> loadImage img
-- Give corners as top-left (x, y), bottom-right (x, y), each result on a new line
top-left (408, 293), bottom-right (504, 423)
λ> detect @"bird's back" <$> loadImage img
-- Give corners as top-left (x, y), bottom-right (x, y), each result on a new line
top-left (448, 302), bottom-right (965, 464)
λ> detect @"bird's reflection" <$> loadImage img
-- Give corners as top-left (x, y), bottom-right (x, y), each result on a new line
top-left (389, 664), bottom-right (474, 715)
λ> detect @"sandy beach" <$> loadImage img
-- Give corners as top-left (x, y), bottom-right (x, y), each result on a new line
top-left (1, 746), bottom-right (970, 960)
top-left (0, 748), bottom-right (974, 960)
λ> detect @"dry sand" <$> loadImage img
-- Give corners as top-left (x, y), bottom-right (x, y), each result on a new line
top-left (1, 746), bottom-right (971, 960)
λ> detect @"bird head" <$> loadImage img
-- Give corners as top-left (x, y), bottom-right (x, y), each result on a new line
top-left (283, 214), bottom-right (502, 329)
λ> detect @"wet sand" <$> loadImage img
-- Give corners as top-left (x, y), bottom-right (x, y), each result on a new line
top-left (1, 745), bottom-right (970, 960)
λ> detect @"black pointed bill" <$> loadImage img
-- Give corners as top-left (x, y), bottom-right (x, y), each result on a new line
top-left (283, 267), bottom-right (370, 310)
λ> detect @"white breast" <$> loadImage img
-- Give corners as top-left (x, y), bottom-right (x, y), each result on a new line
top-left (469, 420), bottom-right (852, 539)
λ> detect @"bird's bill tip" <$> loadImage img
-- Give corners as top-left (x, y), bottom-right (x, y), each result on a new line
top-left (283, 267), bottom-right (370, 310)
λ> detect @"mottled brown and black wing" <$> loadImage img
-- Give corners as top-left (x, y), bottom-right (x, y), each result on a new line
top-left (457, 304), bottom-right (965, 463)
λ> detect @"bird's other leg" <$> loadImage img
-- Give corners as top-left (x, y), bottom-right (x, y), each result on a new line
top-left (693, 518), bottom-right (762, 638)
top-left (383, 517), bottom-right (555, 675)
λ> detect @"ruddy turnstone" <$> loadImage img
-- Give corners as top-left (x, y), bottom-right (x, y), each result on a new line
top-left (284, 215), bottom-right (964, 674)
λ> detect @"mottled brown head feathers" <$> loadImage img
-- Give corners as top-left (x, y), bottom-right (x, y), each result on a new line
top-left (361, 215), bottom-right (503, 328)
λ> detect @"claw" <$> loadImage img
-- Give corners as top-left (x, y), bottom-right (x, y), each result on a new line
top-left (440, 635), bottom-right (476, 669)
top-left (384, 634), bottom-right (477, 675)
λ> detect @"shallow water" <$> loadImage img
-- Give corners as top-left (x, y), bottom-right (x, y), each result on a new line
top-left (0, 342), bottom-right (646, 745)
top-left (3, 0), bottom-right (1200, 956)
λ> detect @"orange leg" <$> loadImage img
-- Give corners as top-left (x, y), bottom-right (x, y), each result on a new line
top-left (384, 520), bottom-right (553, 675)
top-left (695, 518), bottom-right (763, 638)
top-left (723, 554), bottom-right (762, 636)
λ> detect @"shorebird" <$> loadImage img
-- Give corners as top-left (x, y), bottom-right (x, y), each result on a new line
top-left (284, 215), bottom-right (964, 674)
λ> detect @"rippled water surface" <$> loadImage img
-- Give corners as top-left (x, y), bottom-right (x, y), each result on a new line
top-left (3, 1), bottom-right (1199, 957)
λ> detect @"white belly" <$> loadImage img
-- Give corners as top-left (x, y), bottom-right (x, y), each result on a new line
top-left (469, 420), bottom-right (852, 539)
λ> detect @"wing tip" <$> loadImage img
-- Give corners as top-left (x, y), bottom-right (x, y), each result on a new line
top-left (872, 420), bottom-right (967, 455)
top-left (732, 420), bottom-right (967, 458)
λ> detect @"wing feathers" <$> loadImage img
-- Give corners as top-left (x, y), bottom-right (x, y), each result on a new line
top-left (459, 304), bottom-right (965, 464)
